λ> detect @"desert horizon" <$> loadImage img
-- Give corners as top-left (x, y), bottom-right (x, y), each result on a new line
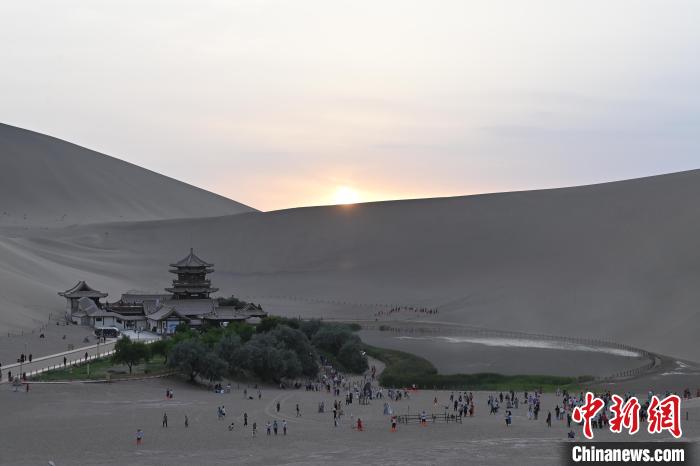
top-left (2, 2), bottom-right (698, 464)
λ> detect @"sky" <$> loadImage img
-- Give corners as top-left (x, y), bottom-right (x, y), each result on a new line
top-left (1, 0), bottom-right (699, 211)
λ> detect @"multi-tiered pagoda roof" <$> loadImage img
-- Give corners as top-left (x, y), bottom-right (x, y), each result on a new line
top-left (165, 248), bottom-right (219, 299)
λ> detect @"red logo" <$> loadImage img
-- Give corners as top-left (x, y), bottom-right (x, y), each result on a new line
top-left (609, 394), bottom-right (640, 435)
top-left (648, 394), bottom-right (682, 438)
top-left (572, 392), bottom-right (605, 439)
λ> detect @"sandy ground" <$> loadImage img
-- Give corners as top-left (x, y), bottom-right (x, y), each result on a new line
top-left (0, 322), bottom-right (94, 367)
top-left (0, 375), bottom-right (698, 466)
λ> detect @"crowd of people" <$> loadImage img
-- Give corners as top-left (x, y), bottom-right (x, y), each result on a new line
top-left (373, 306), bottom-right (439, 319)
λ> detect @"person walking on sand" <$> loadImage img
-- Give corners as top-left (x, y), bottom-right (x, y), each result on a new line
top-left (273, 419), bottom-right (278, 435)
top-left (266, 421), bottom-right (272, 435)
top-left (136, 429), bottom-right (144, 446)
top-left (546, 411), bottom-right (552, 427)
top-left (252, 422), bottom-right (257, 437)
top-left (185, 415), bottom-right (189, 428)
top-left (244, 412), bottom-right (248, 427)
top-left (276, 401), bottom-right (280, 413)
top-left (296, 404), bottom-right (301, 417)
top-left (283, 419), bottom-right (287, 435)
top-left (162, 412), bottom-right (168, 428)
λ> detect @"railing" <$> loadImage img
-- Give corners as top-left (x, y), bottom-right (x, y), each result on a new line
top-left (4, 349), bottom-right (116, 382)
top-left (396, 413), bottom-right (462, 424)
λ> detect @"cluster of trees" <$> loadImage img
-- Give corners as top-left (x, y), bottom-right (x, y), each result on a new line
top-left (310, 323), bottom-right (368, 373)
top-left (216, 295), bottom-right (263, 311)
top-left (112, 337), bottom-right (151, 374)
top-left (159, 317), bottom-right (368, 383)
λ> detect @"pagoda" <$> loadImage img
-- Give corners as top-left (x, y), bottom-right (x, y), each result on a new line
top-left (165, 248), bottom-right (219, 299)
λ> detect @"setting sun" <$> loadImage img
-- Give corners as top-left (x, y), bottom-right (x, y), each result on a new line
top-left (332, 186), bottom-right (360, 205)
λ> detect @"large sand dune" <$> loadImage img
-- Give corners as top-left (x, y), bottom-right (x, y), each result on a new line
top-left (0, 126), bottom-right (698, 362)
top-left (0, 123), bottom-right (255, 226)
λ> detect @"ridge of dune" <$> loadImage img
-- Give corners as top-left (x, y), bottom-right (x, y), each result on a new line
top-left (1, 168), bottom-right (700, 362)
top-left (0, 123), bottom-right (256, 227)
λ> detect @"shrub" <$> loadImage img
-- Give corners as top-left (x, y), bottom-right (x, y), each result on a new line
top-left (299, 319), bottom-right (322, 340)
top-left (311, 325), bottom-right (357, 354)
top-left (113, 337), bottom-right (150, 374)
top-left (337, 340), bottom-right (368, 373)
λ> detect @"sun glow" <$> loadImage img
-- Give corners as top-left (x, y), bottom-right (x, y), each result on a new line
top-left (332, 186), bottom-right (360, 205)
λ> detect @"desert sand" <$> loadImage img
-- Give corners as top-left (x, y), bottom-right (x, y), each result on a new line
top-left (1, 123), bottom-right (699, 366)
top-left (0, 123), bottom-right (254, 228)
top-left (1, 376), bottom-right (698, 466)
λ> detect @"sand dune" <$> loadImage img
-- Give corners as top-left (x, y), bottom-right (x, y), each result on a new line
top-left (0, 123), bottom-right (255, 226)
top-left (0, 126), bottom-right (698, 363)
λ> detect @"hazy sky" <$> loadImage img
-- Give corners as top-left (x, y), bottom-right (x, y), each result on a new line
top-left (1, 1), bottom-right (699, 211)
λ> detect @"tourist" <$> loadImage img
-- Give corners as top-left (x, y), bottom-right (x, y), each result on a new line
top-left (296, 404), bottom-right (301, 417)
top-left (228, 422), bottom-right (235, 431)
top-left (357, 418), bottom-right (363, 431)
top-left (136, 429), bottom-right (144, 446)
top-left (546, 412), bottom-right (552, 427)
top-left (162, 412), bottom-right (168, 428)
top-left (29, 354), bottom-right (32, 363)
top-left (282, 419), bottom-right (287, 435)
top-left (266, 421), bottom-right (271, 435)
top-left (273, 419), bottom-right (278, 435)
top-left (252, 422), bottom-right (257, 437)
top-left (63, 357), bottom-right (66, 367)
top-left (276, 401), bottom-right (280, 413)
top-left (84, 352), bottom-right (88, 361)
top-left (244, 412), bottom-right (248, 427)
top-left (185, 415), bottom-right (189, 428)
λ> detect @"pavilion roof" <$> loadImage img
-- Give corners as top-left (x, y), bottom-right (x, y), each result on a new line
top-left (146, 305), bottom-right (191, 322)
top-left (58, 281), bottom-right (108, 298)
top-left (169, 248), bottom-right (213, 268)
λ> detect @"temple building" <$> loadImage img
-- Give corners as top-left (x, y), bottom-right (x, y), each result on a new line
top-left (58, 281), bottom-right (108, 325)
top-left (166, 248), bottom-right (219, 299)
top-left (59, 249), bottom-right (266, 334)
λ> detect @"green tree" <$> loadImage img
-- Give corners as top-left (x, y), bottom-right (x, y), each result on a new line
top-left (269, 325), bottom-right (318, 377)
top-left (299, 319), bottom-right (322, 340)
top-left (113, 337), bottom-right (150, 374)
top-left (150, 339), bottom-right (172, 363)
top-left (200, 351), bottom-right (227, 382)
top-left (167, 339), bottom-right (208, 381)
top-left (312, 325), bottom-right (357, 354)
top-left (338, 340), bottom-right (368, 373)
top-left (216, 332), bottom-right (243, 373)
top-left (227, 322), bottom-right (254, 343)
top-left (237, 334), bottom-right (288, 381)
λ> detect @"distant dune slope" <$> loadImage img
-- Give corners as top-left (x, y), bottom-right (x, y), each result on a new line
top-left (0, 123), bottom-right (256, 226)
top-left (2, 168), bottom-right (699, 361)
